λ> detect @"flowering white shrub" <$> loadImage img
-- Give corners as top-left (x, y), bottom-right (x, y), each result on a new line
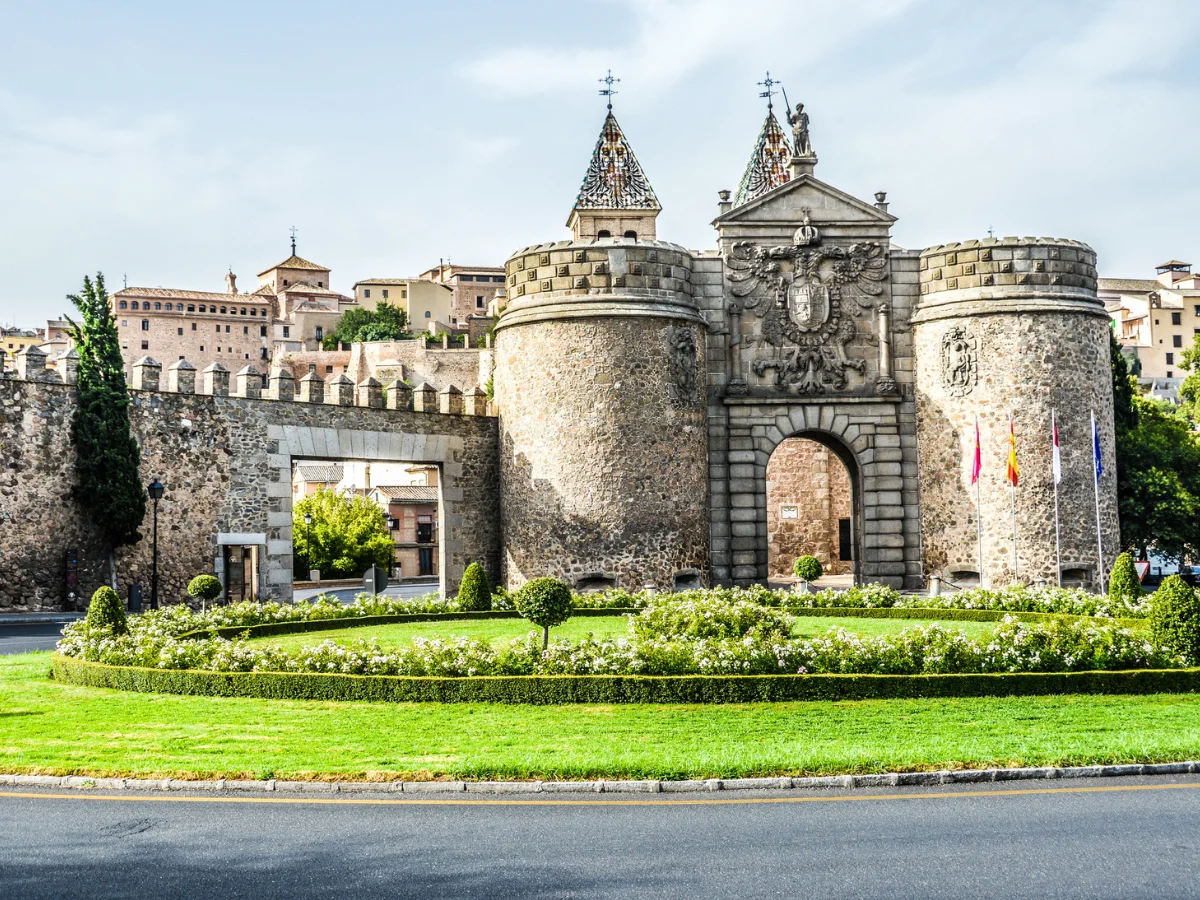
top-left (633, 596), bottom-right (792, 641)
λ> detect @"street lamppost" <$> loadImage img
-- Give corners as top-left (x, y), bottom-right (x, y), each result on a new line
top-left (147, 479), bottom-right (165, 610)
top-left (303, 512), bottom-right (313, 576)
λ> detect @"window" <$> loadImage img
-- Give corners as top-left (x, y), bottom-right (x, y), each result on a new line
top-left (424, 310), bottom-right (431, 318)
top-left (141, 340), bottom-right (149, 350)
top-left (216, 325), bottom-right (221, 333)
top-left (141, 320), bottom-right (149, 331)
top-left (119, 301), bottom-right (127, 309)
top-left (364, 289), bottom-right (371, 298)
top-left (220, 306), bottom-right (227, 314)
top-left (225, 325), bottom-right (231, 333)
top-left (314, 326), bottom-right (324, 341)
top-left (1172, 312), bottom-right (1182, 326)
top-left (624, 230), bottom-right (637, 239)
top-left (260, 325), bottom-right (267, 337)
top-left (283, 280), bottom-right (288, 287)
top-left (250, 308), bottom-right (256, 316)
top-left (460, 275), bottom-right (473, 282)
top-left (165, 303), bottom-right (172, 311)
top-left (130, 301), bottom-right (139, 310)
top-left (317, 281), bottom-right (323, 288)
top-left (597, 230), bottom-right (611, 238)
top-left (188, 305), bottom-right (195, 312)
top-left (260, 309), bottom-right (267, 317)
top-left (1174, 334), bottom-right (1183, 347)
top-left (325, 365), bottom-right (333, 373)
top-left (199, 305), bottom-right (206, 313)
top-left (382, 289), bottom-right (389, 299)
top-left (191, 323), bottom-right (197, 331)
top-left (1195, 305), bottom-right (1200, 317)
top-left (177, 327), bottom-right (183, 336)
top-left (217, 347), bottom-right (221, 353)
top-left (199, 345), bottom-right (204, 352)
top-left (493, 275), bottom-right (505, 283)
top-left (1167, 370), bottom-right (1173, 378)
top-left (154, 302), bottom-right (162, 310)
top-left (260, 348), bottom-right (268, 359)
top-left (1167, 353), bottom-right (1174, 365)
top-left (476, 296), bottom-right (484, 309)
top-left (282, 326), bottom-right (290, 338)
top-left (401, 288), bottom-right (407, 299)
top-left (243, 326), bottom-right (249, 335)
top-left (241, 308), bottom-right (247, 316)
top-left (120, 320), bottom-right (127, 327)
top-left (121, 342), bottom-right (128, 349)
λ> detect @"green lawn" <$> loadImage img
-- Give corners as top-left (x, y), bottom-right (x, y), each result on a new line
top-left (251, 613), bottom-right (997, 653)
top-left (4, 651), bottom-right (1200, 781)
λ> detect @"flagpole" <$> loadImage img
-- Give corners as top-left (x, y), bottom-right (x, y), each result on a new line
top-left (975, 415), bottom-right (984, 588)
top-left (1052, 409), bottom-right (1062, 588)
top-left (1092, 409), bottom-right (1105, 591)
top-left (1011, 414), bottom-right (1018, 581)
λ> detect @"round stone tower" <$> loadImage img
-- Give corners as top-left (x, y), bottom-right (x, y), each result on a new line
top-left (913, 237), bottom-right (1119, 589)
top-left (493, 237), bottom-right (710, 591)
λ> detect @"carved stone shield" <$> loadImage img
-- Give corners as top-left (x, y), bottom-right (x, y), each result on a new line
top-left (787, 278), bottom-right (830, 332)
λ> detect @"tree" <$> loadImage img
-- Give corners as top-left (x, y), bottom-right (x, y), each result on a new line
top-left (67, 273), bottom-right (146, 589)
top-left (1112, 334), bottom-right (1200, 561)
top-left (457, 562), bottom-right (492, 612)
top-left (1149, 574), bottom-right (1200, 664)
top-left (292, 488), bottom-right (394, 578)
top-left (1177, 332), bottom-right (1200, 424)
top-left (187, 574), bottom-right (223, 612)
top-left (323, 302), bottom-right (409, 348)
top-left (85, 586), bottom-right (128, 635)
top-left (793, 555), bottom-right (823, 582)
top-left (1107, 552), bottom-right (1141, 602)
top-left (514, 577), bottom-right (573, 650)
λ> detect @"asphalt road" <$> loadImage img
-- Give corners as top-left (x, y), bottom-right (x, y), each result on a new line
top-left (3, 778), bottom-right (1200, 898)
top-left (0, 623), bottom-right (67, 655)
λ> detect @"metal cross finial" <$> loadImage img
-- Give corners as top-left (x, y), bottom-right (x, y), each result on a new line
top-left (598, 69), bottom-right (620, 110)
top-left (757, 72), bottom-right (781, 110)
top-left (289, 225), bottom-right (298, 255)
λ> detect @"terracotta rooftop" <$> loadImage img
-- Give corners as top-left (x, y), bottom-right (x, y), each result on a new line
top-left (258, 254), bottom-right (330, 277)
top-left (279, 282), bottom-right (347, 297)
top-left (294, 464), bottom-right (344, 484)
top-left (1097, 278), bottom-right (1160, 294)
top-left (115, 286), bottom-right (271, 303)
top-left (373, 485), bottom-right (438, 502)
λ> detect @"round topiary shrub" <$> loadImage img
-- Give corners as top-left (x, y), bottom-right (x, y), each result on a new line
top-left (1150, 574), bottom-right (1200, 664)
top-left (187, 574), bottom-right (223, 612)
top-left (457, 562), bottom-right (492, 612)
top-left (514, 577), bottom-right (573, 649)
top-left (85, 586), bottom-right (127, 635)
top-left (1108, 552), bottom-right (1142, 603)
top-left (793, 555), bottom-right (823, 583)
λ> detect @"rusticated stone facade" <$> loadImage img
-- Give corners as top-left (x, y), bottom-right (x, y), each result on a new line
top-left (913, 238), bottom-right (1118, 588)
top-left (494, 239), bottom-right (710, 591)
top-left (0, 375), bottom-right (498, 611)
top-left (766, 437), bottom-right (852, 579)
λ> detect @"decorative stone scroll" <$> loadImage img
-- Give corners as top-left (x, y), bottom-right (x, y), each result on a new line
top-left (724, 228), bottom-right (887, 394)
top-left (667, 325), bottom-right (698, 406)
top-left (940, 326), bottom-right (978, 397)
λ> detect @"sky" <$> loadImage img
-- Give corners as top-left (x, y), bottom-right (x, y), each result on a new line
top-left (2, 0), bottom-right (1198, 326)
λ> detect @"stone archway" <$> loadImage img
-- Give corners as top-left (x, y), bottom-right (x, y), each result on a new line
top-left (766, 435), bottom-right (858, 583)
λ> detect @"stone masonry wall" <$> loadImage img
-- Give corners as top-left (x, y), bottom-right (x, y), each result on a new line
top-left (0, 376), bottom-right (499, 612)
top-left (766, 437), bottom-right (852, 578)
top-left (913, 237), bottom-right (1118, 588)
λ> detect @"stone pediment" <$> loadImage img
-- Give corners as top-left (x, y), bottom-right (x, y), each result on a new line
top-left (713, 173), bottom-right (895, 228)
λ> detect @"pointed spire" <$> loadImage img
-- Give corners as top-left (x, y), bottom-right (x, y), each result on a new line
top-left (733, 109), bottom-right (793, 207)
top-left (574, 111), bottom-right (660, 211)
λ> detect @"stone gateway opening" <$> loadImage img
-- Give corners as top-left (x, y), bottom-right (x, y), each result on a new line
top-left (766, 436), bottom-right (856, 584)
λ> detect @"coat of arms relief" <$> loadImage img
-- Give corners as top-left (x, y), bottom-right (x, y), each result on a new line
top-left (725, 214), bottom-right (888, 394)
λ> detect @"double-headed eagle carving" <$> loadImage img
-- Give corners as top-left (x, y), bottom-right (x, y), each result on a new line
top-left (725, 228), bottom-right (887, 393)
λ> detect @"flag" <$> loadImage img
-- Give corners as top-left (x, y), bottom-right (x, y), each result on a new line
top-left (1006, 419), bottom-right (1019, 487)
top-left (1052, 412), bottom-right (1062, 485)
top-left (971, 417), bottom-right (982, 485)
top-left (1092, 411), bottom-right (1103, 481)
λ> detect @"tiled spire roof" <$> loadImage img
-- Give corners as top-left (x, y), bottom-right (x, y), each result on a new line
top-left (733, 109), bottom-right (793, 206)
top-left (574, 111), bottom-right (660, 210)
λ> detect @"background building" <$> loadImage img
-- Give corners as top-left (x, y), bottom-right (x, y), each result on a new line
top-left (419, 263), bottom-right (506, 326)
top-left (351, 278), bottom-right (454, 332)
top-left (1104, 259), bottom-right (1200, 400)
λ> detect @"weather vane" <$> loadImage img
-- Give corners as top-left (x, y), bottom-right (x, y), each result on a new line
top-left (757, 71), bottom-right (780, 110)
top-left (598, 69), bottom-right (620, 110)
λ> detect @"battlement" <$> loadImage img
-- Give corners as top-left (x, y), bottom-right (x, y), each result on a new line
top-left (0, 353), bottom-right (494, 418)
top-left (914, 235), bottom-right (1100, 323)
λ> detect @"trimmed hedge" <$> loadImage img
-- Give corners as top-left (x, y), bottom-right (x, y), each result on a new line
top-left (52, 653), bottom-right (1200, 705)
top-left (184, 608), bottom-right (640, 642)
top-left (784, 605), bottom-right (1146, 628)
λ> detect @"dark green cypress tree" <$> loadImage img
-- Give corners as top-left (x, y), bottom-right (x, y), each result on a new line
top-left (67, 274), bottom-right (146, 588)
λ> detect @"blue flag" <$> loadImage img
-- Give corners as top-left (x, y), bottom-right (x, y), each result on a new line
top-left (1091, 412), bottom-right (1103, 481)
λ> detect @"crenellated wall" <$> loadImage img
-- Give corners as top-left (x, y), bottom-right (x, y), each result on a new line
top-left (0, 354), bottom-right (499, 611)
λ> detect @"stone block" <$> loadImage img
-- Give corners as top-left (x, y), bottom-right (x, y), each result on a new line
top-left (132, 356), bottom-right (162, 391)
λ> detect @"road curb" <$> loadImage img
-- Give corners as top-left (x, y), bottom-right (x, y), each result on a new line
top-left (3, 762), bottom-right (1199, 795)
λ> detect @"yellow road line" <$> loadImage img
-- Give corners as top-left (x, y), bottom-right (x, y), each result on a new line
top-left (0, 781), bottom-right (1199, 807)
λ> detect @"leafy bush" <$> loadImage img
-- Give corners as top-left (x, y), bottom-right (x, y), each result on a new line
top-left (1150, 575), bottom-right (1200, 664)
top-left (187, 575), bottom-right (223, 611)
top-left (457, 563), bottom-right (492, 612)
top-left (633, 597), bottom-right (791, 642)
top-left (793, 556), bottom-right (823, 582)
top-left (1108, 552), bottom-right (1142, 603)
top-left (514, 578), bottom-right (573, 649)
top-left (84, 586), bottom-right (127, 635)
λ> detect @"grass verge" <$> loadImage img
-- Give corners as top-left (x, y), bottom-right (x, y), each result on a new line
top-left (4, 651), bottom-right (1200, 782)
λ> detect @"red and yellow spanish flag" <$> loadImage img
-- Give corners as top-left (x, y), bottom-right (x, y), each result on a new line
top-left (1006, 419), bottom-right (1019, 487)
